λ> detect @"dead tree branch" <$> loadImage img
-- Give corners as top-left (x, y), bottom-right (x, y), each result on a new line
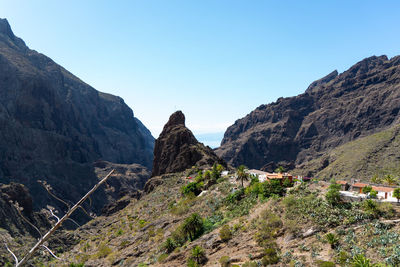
top-left (11, 169), bottom-right (115, 267)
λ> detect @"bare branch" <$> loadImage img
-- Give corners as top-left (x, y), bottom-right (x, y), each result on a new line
top-left (12, 201), bottom-right (42, 239)
top-left (38, 180), bottom-right (71, 210)
top-left (41, 245), bottom-right (61, 260)
top-left (17, 169), bottom-right (115, 267)
top-left (66, 218), bottom-right (80, 228)
top-left (78, 204), bottom-right (94, 219)
top-left (48, 207), bottom-right (60, 223)
top-left (4, 242), bottom-right (19, 265)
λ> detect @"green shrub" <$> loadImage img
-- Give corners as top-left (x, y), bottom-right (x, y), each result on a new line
top-left (219, 224), bottom-right (232, 242)
top-left (158, 253), bottom-right (169, 263)
top-left (362, 199), bottom-right (379, 218)
top-left (94, 243), bottom-right (112, 258)
top-left (255, 210), bottom-right (282, 248)
top-left (69, 264), bottom-right (84, 267)
top-left (219, 255), bottom-right (230, 267)
top-left (282, 178), bottom-right (294, 188)
top-left (369, 189), bottom-right (377, 198)
top-left (351, 254), bottom-right (374, 266)
top-left (162, 237), bottom-right (177, 253)
top-left (181, 182), bottom-right (203, 196)
top-left (189, 245), bottom-right (207, 265)
top-left (242, 261), bottom-right (258, 267)
top-left (261, 247), bottom-right (280, 266)
top-left (336, 250), bottom-right (350, 265)
top-left (325, 233), bottom-right (339, 248)
top-left (187, 258), bottom-right (200, 267)
top-left (315, 260), bottom-right (335, 267)
top-left (226, 188), bottom-right (245, 203)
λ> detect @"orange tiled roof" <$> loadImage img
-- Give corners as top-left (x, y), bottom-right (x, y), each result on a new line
top-left (372, 186), bottom-right (394, 192)
top-left (336, 180), bottom-right (348, 185)
top-left (352, 183), bottom-right (368, 188)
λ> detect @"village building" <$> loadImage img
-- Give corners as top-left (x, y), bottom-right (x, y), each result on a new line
top-left (247, 169), bottom-right (293, 183)
top-left (336, 180), bottom-right (349, 191)
top-left (371, 186), bottom-right (395, 201)
top-left (351, 182), bottom-right (369, 193)
top-left (247, 169), bottom-right (268, 182)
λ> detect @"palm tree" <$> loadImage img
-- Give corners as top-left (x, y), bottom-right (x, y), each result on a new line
top-left (325, 233), bottom-right (339, 249)
top-left (191, 245), bottom-right (206, 264)
top-left (383, 174), bottom-right (398, 186)
top-left (182, 213), bottom-right (204, 241)
top-left (275, 166), bottom-right (286, 174)
top-left (236, 165), bottom-right (249, 187)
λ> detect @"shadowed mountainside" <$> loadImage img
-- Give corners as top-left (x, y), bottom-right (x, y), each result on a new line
top-left (0, 18), bottom-right (154, 214)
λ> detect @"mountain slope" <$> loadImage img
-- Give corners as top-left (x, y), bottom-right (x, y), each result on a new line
top-left (216, 55), bottom-right (400, 170)
top-left (294, 124), bottom-right (400, 180)
top-left (0, 18), bottom-right (154, 212)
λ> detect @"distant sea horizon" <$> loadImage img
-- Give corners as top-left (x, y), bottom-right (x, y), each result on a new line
top-left (195, 132), bottom-right (224, 149)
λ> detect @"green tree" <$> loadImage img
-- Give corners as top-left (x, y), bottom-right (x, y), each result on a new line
top-left (211, 163), bottom-right (221, 180)
top-left (181, 182), bottom-right (203, 196)
top-left (275, 166), bottom-right (285, 173)
top-left (216, 164), bottom-right (224, 173)
top-left (203, 171), bottom-right (211, 181)
top-left (362, 186), bottom-right (372, 194)
top-left (282, 178), bottom-right (293, 188)
top-left (260, 180), bottom-right (285, 198)
top-left (325, 233), bottom-right (339, 249)
top-left (236, 165), bottom-right (249, 188)
top-left (393, 188), bottom-right (400, 202)
top-left (182, 213), bottom-right (204, 241)
top-left (326, 180), bottom-right (341, 206)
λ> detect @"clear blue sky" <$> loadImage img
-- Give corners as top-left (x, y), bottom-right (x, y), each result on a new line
top-left (1, 1), bottom-right (400, 145)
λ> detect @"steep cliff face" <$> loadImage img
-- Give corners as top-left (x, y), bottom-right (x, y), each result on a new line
top-left (0, 19), bottom-right (154, 212)
top-left (216, 55), bottom-right (400, 170)
top-left (151, 111), bottom-right (225, 177)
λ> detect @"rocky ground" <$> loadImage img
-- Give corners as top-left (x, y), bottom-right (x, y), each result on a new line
top-left (13, 168), bottom-right (396, 267)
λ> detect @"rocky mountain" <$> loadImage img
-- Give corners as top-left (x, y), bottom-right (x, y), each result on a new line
top-left (151, 111), bottom-right (225, 177)
top-left (216, 55), bottom-right (400, 171)
top-left (0, 18), bottom-right (154, 213)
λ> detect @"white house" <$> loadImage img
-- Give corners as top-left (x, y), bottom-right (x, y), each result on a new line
top-left (247, 169), bottom-right (268, 182)
top-left (221, 171), bottom-right (229, 177)
top-left (372, 186), bottom-right (397, 201)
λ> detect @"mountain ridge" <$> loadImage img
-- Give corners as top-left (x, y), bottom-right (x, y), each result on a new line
top-left (216, 54), bottom-right (400, 171)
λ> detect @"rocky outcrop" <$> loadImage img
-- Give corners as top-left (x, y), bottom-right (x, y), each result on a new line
top-left (216, 55), bottom-right (400, 170)
top-left (0, 18), bottom-right (154, 213)
top-left (151, 111), bottom-right (225, 177)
